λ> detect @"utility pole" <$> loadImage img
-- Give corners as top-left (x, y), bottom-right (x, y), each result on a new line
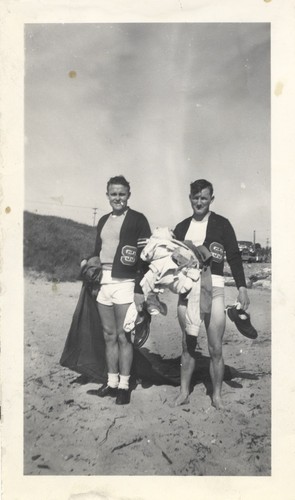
top-left (253, 230), bottom-right (256, 246)
top-left (266, 237), bottom-right (269, 248)
top-left (92, 207), bottom-right (97, 227)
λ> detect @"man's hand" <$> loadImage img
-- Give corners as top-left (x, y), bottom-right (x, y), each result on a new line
top-left (80, 259), bottom-right (87, 268)
top-left (237, 286), bottom-right (250, 310)
top-left (134, 293), bottom-right (145, 312)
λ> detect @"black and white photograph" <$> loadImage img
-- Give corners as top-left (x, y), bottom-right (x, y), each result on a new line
top-left (1, 1), bottom-right (295, 499)
top-left (23, 22), bottom-right (271, 476)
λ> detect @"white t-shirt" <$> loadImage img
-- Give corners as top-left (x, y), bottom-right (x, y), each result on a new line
top-left (185, 215), bottom-right (209, 247)
top-left (185, 213), bottom-right (224, 287)
top-left (100, 211), bottom-right (133, 284)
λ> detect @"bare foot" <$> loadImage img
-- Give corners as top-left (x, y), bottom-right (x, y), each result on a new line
top-left (172, 392), bottom-right (190, 407)
top-left (212, 395), bottom-right (225, 410)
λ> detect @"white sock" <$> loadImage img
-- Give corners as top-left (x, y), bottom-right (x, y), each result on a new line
top-left (118, 374), bottom-right (130, 390)
top-left (107, 373), bottom-right (119, 388)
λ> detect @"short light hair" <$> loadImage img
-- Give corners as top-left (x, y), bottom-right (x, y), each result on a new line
top-left (107, 175), bottom-right (130, 193)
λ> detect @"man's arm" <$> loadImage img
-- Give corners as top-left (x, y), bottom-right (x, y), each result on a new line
top-left (134, 215), bottom-right (151, 311)
top-left (224, 220), bottom-right (250, 310)
top-left (237, 286), bottom-right (250, 310)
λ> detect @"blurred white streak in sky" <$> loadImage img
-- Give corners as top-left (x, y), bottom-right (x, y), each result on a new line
top-left (25, 23), bottom-right (270, 243)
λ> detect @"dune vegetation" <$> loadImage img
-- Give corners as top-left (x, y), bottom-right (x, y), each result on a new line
top-left (24, 211), bottom-right (96, 282)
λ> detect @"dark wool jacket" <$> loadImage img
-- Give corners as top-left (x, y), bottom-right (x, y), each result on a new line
top-left (93, 208), bottom-right (151, 292)
top-left (174, 211), bottom-right (246, 289)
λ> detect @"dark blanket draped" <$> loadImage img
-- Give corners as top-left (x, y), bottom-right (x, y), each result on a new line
top-left (60, 284), bottom-right (180, 386)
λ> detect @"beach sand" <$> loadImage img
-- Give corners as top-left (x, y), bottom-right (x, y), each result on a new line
top-left (24, 271), bottom-right (271, 476)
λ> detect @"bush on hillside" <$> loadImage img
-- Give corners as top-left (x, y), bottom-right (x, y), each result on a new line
top-left (24, 211), bottom-right (96, 281)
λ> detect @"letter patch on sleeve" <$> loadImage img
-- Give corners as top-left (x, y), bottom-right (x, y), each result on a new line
top-left (120, 245), bottom-right (137, 266)
top-left (209, 242), bottom-right (224, 263)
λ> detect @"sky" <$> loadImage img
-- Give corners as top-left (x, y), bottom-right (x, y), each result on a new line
top-left (25, 23), bottom-right (270, 245)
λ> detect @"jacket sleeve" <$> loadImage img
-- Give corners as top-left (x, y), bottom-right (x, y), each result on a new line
top-left (223, 219), bottom-right (246, 288)
top-left (93, 226), bottom-right (101, 257)
top-left (134, 214), bottom-right (152, 294)
top-left (173, 217), bottom-right (191, 242)
top-left (173, 223), bottom-right (181, 241)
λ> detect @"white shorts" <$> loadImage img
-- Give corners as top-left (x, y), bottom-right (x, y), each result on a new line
top-left (211, 274), bottom-right (225, 287)
top-left (97, 280), bottom-right (135, 306)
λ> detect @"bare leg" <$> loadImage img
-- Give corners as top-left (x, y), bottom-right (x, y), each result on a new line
top-left (114, 303), bottom-right (133, 376)
top-left (173, 303), bottom-right (195, 406)
top-left (97, 303), bottom-right (119, 373)
top-left (205, 294), bottom-right (226, 409)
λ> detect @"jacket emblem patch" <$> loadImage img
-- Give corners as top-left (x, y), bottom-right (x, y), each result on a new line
top-left (120, 245), bottom-right (137, 266)
top-left (209, 242), bottom-right (224, 263)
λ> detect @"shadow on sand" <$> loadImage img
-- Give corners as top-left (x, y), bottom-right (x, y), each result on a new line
top-left (69, 346), bottom-right (260, 400)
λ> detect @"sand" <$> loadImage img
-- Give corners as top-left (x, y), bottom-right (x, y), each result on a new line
top-left (24, 272), bottom-right (271, 476)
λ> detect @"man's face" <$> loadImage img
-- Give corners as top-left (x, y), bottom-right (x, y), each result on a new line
top-left (189, 187), bottom-right (214, 220)
top-left (107, 184), bottom-right (130, 214)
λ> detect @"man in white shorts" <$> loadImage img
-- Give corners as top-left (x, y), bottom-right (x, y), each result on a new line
top-left (86, 176), bottom-right (151, 405)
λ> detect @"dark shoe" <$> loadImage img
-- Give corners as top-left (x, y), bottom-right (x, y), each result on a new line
top-left (115, 388), bottom-right (130, 405)
top-left (96, 384), bottom-right (118, 398)
top-left (146, 293), bottom-right (168, 316)
top-left (226, 306), bottom-right (258, 339)
top-left (132, 309), bottom-right (151, 349)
